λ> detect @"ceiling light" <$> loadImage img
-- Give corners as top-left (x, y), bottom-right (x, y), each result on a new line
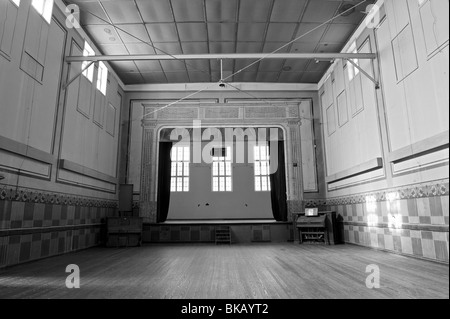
top-left (104, 28), bottom-right (111, 34)
top-left (282, 66), bottom-right (292, 72)
top-left (109, 37), bottom-right (116, 42)
top-left (219, 81), bottom-right (226, 88)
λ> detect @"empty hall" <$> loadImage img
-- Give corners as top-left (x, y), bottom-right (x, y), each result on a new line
top-left (0, 0), bottom-right (448, 301)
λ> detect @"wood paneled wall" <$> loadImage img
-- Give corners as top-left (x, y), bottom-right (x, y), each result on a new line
top-left (0, 0), bottom-right (124, 267)
top-left (316, 0), bottom-right (449, 262)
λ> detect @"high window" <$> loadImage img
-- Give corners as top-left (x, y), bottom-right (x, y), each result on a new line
top-left (347, 41), bottom-right (360, 81)
top-left (170, 146), bottom-right (190, 192)
top-left (97, 61), bottom-right (108, 95)
top-left (82, 41), bottom-right (95, 82)
top-left (212, 147), bottom-right (232, 192)
top-left (254, 145), bottom-right (271, 192)
top-left (31, 0), bottom-right (54, 24)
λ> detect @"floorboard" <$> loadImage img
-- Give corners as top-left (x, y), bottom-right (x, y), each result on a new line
top-left (0, 243), bottom-right (448, 299)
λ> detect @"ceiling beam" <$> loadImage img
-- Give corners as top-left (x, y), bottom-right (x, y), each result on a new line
top-left (65, 53), bottom-right (377, 63)
top-left (123, 82), bottom-right (318, 92)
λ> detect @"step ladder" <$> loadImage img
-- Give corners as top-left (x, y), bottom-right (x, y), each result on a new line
top-left (215, 226), bottom-right (231, 245)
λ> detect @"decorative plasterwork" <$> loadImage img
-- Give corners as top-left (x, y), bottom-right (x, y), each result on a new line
top-left (0, 185), bottom-right (117, 208)
top-left (304, 179), bottom-right (449, 207)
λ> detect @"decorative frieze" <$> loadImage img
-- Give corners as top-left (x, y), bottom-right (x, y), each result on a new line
top-left (245, 106), bottom-right (287, 119)
top-left (288, 105), bottom-right (300, 118)
top-left (0, 185), bottom-right (117, 208)
top-left (304, 179), bottom-right (449, 207)
top-left (142, 106), bottom-right (156, 119)
top-left (138, 100), bottom-right (310, 122)
top-left (204, 107), bottom-right (240, 119)
top-left (157, 107), bottom-right (199, 119)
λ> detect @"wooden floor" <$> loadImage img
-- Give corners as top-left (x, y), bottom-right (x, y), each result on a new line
top-left (0, 243), bottom-right (448, 299)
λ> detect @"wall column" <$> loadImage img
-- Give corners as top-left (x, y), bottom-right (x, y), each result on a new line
top-left (140, 121), bottom-right (158, 223)
top-left (287, 119), bottom-right (304, 221)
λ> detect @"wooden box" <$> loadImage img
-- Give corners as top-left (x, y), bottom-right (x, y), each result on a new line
top-left (106, 217), bottom-right (143, 247)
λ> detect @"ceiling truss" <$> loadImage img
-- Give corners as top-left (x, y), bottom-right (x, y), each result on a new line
top-left (65, 53), bottom-right (377, 62)
top-left (63, 52), bottom-right (379, 90)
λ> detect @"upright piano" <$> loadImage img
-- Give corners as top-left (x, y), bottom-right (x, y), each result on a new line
top-left (295, 210), bottom-right (338, 245)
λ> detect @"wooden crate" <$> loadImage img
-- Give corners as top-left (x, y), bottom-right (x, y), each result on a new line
top-left (106, 217), bottom-right (143, 247)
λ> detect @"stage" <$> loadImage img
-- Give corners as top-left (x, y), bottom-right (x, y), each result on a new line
top-left (143, 220), bottom-right (294, 244)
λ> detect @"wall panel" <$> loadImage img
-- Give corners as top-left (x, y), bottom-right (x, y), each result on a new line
top-left (0, 6), bottom-right (64, 173)
top-left (21, 7), bottom-right (49, 82)
top-left (378, 0), bottom-right (449, 155)
top-left (27, 18), bottom-right (65, 154)
top-left (320, 37), bottom-right (382, 182)
top-left (0, 0), bottom-right (19, 58)
top-left (316, 0), bottom-right (448, 263)
top-left (0, 0), bottom-right (122, 269)
top-left (377, 19), bottom-right (412, 152)
top-left (60, 45), bottom-right (121, 184)
top-left (418, 0), bottom-right (449, 57)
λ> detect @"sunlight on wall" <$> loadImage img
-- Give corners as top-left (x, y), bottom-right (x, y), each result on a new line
top-left (387, 192), bottom-right (402, 229)
top-left (366, 195), bottom-right (378, 227)
top-left (367, 214), bottom-right (379, 227)
top-left (365, 195), bottom-right (377, 213)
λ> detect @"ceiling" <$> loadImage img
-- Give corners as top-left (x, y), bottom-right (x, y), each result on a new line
top-left (65, 0), bottom-right (374, 85)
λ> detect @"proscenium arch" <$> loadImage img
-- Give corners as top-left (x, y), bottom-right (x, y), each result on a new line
top-left (153, 124), bottom-right (293, 220)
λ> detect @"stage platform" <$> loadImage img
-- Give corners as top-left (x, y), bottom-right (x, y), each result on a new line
top-left (164, 219), bottom-right (279, 225)
top-left (143, 220), bottom-right (294, 244)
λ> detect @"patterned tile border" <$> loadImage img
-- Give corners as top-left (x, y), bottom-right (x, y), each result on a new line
top-left (343, 224), bottom-right (449, 263)
top-left (0, 223), bottom-right (103, 237)
top-left (344, 221), bottom-right (448, 233)
top-left (305, 179), bottom-right (449, 207)
top-left (142, 224), bottom-right (293, 243)
top-left (0, 185), bottom-right (117, 208)
top-left (0, 227), bottom-right (103, 269)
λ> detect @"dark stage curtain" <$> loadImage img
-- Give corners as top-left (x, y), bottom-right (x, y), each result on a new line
top-left (270, 141), bottom-right (288, 222)
top-left (157, 142), bottom-right (173, 223)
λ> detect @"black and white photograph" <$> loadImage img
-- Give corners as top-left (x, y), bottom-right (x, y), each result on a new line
top-left (0, 0), bottom-right (448, 304)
